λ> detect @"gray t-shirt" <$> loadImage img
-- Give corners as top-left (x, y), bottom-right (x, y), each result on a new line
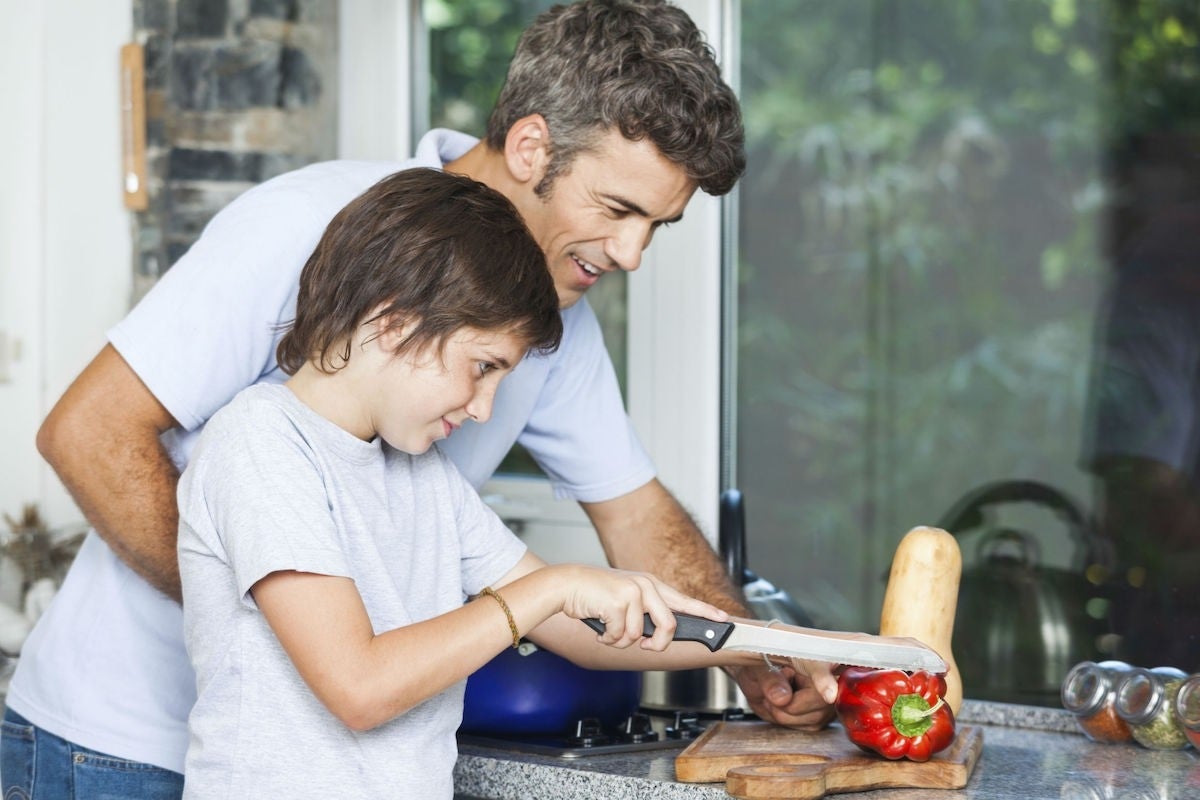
top-left (177, 383), bottom-right (527, 799)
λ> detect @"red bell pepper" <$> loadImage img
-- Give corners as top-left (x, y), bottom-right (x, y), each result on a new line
top-left (835, 666), bottom-right (956, 762)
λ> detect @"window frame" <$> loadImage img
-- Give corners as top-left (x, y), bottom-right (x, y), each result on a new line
top-left (337, 0), bottom-right (728, 543)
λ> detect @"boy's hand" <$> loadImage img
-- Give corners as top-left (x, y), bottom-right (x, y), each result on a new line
top-left (559, 566), bottom-right (728, 652)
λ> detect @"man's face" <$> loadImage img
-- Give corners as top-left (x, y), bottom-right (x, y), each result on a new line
top-left (516, 131), bottom-right (697, 309)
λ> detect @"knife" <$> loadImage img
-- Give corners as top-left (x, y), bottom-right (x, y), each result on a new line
top-left (582, 612), bottom-right (947, 673)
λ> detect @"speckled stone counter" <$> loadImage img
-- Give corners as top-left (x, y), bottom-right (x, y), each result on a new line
top-left (453, 701), bottom-right (1200, 800)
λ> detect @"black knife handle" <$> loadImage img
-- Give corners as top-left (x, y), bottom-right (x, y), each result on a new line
top-left (581, 612), bottom-right (735, 652)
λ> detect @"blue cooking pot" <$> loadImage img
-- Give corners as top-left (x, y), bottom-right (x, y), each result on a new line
top-left (461, 641), bottom-right (642, 735)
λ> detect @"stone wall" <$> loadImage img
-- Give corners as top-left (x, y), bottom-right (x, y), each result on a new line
top-left (132, 0), bottom-right (338, 299)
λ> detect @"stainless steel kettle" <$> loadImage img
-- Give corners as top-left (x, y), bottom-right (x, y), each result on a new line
top-left (938, 480), bottom-right (1114, 708)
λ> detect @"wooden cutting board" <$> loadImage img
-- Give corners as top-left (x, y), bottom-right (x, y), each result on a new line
top-left (676, 721), bottom-right (983, 799)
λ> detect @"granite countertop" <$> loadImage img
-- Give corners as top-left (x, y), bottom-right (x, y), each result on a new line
top-left (453, 701), bottom-right (1200, 800)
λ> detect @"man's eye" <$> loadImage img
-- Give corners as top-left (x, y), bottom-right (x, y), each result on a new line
top-left (478, 362), bottom-right (495, 376)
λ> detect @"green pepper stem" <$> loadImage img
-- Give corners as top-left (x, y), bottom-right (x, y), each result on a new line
top-left (912, 700), bottom-right (940, 719)
top-left (890, 693), bottom-right (945, 737)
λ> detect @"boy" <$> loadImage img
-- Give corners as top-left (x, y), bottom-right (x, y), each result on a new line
top-left (178, 168), bottom-right (811, 798)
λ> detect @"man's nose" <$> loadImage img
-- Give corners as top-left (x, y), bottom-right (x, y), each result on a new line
top-left (605, 222), bottom-right (651, 273)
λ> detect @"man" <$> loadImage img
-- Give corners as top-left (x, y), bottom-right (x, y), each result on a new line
top-left (3, 1), bottom-right (831, 795)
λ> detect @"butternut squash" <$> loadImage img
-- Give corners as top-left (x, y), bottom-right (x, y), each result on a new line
top-left (879, 526), bottom-right (963, 714)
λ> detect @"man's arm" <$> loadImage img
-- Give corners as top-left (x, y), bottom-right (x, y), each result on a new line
top-left (582, 479), bottom-right (739, 609)
top-left (37, 344), bottom-right (184, 601)
top-left (579, 478), bottom-right (836, 729)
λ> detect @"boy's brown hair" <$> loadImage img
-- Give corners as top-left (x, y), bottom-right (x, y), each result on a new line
top-left (277, 168), bottom-right (561, 375)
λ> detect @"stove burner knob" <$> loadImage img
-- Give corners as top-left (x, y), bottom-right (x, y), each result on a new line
top-left (566, 717), bottom-right (611, 747)
top-left (721, 707), bottom-right (747, 721)
top-left (665, 711), bottom-right (703, 740)
top-left (615, 713), bottom-right (659, 744)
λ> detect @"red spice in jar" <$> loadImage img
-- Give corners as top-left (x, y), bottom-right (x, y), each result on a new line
top-left (1076, 703), bottom-right (1132, 743)
top-left (1061, 660), bottom-right (1134, 744)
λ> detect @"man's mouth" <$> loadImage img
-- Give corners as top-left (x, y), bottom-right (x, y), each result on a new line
top-left (571, 254), bottom-right (602, 278)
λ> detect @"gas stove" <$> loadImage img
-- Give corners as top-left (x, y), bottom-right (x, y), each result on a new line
top-left (457, 707), bottom-right (750, 758)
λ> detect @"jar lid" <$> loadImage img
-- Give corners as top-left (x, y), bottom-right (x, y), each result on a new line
top-left (1149, 665), bottom-right (1187, 680)
top-left (1174, 675), bottom-right (1200, 729)
top-left (1115, 668), bottom-right (1168, 725)
top-left (1061, 661), bottom-right (1109, 715)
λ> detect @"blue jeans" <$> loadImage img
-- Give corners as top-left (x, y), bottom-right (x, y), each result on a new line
top-left (1, 707), bottom-right (183, 800)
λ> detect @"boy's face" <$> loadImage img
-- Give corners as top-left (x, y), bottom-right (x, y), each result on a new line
top-left (518, 130), bottom-right (697, 309)
top-left (373, 326), bottom-right (527, 455)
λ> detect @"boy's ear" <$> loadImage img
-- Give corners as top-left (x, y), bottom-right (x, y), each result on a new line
top-left (369, 307), bottom-right (417, 352)
top-left (503, 114), bottom-right (551, 187)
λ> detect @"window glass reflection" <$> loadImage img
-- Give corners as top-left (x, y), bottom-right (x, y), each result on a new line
top-left (734, 0), bottom-right (1199, 704)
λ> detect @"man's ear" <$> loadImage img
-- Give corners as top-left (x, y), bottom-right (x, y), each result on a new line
top-left (503, 114), bottom-right (551, 186)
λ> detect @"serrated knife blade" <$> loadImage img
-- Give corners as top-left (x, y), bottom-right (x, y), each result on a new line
top-left (583, 612), bottom-right (947, 673)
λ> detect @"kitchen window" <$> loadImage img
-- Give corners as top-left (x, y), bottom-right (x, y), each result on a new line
top-left (731, 0), bottom-right (1200, 701)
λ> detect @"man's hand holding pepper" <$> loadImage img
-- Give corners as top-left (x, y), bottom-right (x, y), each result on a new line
top-left (727, 661), bottom-right (838, 729)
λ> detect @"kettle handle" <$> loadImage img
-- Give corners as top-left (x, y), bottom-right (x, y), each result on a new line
top-left (936, 479), bottom-right (1109, 571)
top-left (719, 489), bottom-right (747, 585)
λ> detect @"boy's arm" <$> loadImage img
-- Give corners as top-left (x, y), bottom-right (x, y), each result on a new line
top-left (251, 568), bottom-right (543, 731)
top-left (251, 551), bottom-right (823, 732)
top-left (37, 344), bottom-right (184, 601)
top-left (580, 479), bottom-right (837, 730)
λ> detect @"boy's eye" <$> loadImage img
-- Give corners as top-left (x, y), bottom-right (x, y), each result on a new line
top-left (478, 362), bottom-right (495, 376)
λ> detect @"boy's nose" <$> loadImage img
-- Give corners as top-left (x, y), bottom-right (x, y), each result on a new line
top-left (465, 386), bottom-right (496, 425)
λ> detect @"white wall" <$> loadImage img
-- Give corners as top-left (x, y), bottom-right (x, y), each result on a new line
top-left (0, 1), bottom-right (133, 529)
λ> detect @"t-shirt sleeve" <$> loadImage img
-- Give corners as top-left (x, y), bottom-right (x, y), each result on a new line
top-left (517, 300), bottom-right (656, 502)
top-left (180, 400), bottom-right (350, 606)
top-left (108, 163), bottom-right (399, 433)
top-left (109, 191), bottom-right (323, 432)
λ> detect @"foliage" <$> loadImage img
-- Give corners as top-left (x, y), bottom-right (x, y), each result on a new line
top-left (735, 0), bottom-right (1200, 630)
top-left (424, 0), bottom-right (557, 135)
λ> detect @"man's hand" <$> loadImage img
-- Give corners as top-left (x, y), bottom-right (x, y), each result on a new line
top-left (727, 662), bottom-right (837, 730)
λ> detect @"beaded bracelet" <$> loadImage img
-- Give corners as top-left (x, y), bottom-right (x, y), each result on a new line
top-left (480, 586), bottom-right (520, 649)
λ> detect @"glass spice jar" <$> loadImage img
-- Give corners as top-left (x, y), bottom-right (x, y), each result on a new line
top-left (1173, 673), bottom-right (1200, 750)
top-left (1061, 660), bottom-right (1134, 743)
top-left (1114, 666), bottom-right (1190, 750)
